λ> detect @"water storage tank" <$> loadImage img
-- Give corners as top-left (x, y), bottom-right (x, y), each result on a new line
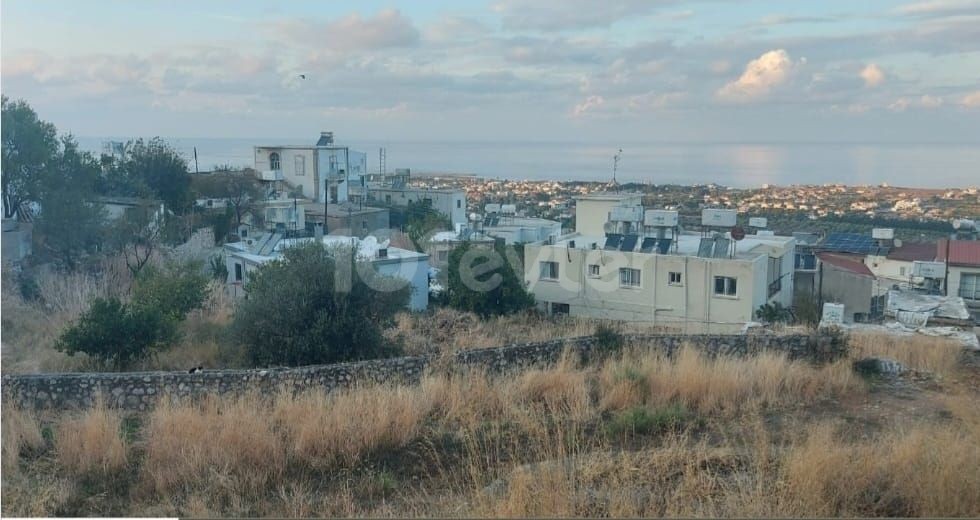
top-left (501, 204), bottom-right (517, 215)
top-left (484, 203), bottom-right (501, 214)
top-left (871, 228), bottom-right (894, 240)
top-left (701, 209), bottom-right (737, 227)
top-left (644, 209), bottom-right (679, 227)
top-left (748, 217), bottom-right (768, 228)
top-left (610, 205), bottom-right (643, 222)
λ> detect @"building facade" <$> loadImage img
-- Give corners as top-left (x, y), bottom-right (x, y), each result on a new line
top-left (574, 193), bottom-right (643, 236)
top-left (254, 132), bottom-right (367, 204)
top-left (524, 232), bottom-right (795, 333)
top-left (368, 187), bottom-right (467, 226)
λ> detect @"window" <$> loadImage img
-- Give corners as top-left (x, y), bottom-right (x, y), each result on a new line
top-left (669, 271), bottom-right (682, 285)
top-left (295, 155), bottom-right (305, 176)
top-left (385, 195), bottom-right (392, 204)
top-left (269, 152), bottom-right (280, 170)
top-left (206, 199), bottom-right (214, 207)
top-left (588, 264), bottom-right (600, 278)
top-left (619, 268), bottom-right (641, 287)
top-left (795, 252), bottom-right (816, 270)
top-left (959, 273), bottom-right (980, 300)
top-left (550, 302), bottom-right (570, 315)
top-left (540, 261), bottom-right (559, 280)
top-left (899, 266), bottom-right (907, 276)
top-left (234, 263), bottom-right (243, 282)
top-left (361, 220), bottom-right (368, 230)
top-left (714, 276), bottom-right (737, 297)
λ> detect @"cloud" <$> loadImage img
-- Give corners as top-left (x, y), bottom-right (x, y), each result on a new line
top-left (888, 94), bottom-right (945, 111)
top-left (571, 95), bottom-right (604, 117)
top-left (960, 90), bottom-right (980, 107)
top-left (424, 16), bottom-right (489, 43)
top-left (860, 63), bottom-right (885, 87)
top-left (754, 14), bottom-right (839, 26)
top-left (493, 0), bottom-right (666, 31)
top-left (274, 9), bottom-right (420, 51)
top-left (716, 49), bottom-right (796, 103)
top-left (895, 0), bottom-right (980, 18)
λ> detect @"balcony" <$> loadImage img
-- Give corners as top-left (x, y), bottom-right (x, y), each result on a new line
top-left (260, 169), bottom-right (283, 181)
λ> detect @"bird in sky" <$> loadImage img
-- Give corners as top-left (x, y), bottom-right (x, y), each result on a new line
top-left (299, 74), bottom-right (306, 80)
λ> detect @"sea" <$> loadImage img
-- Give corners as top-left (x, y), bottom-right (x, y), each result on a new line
top-left (76, 137), bottom-right (980, 189)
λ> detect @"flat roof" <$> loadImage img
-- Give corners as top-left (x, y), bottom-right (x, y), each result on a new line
top-left (369, 186), bottom-right (464, 195)
top-left (546, 231), bottom-right (793, 260)
top-left (574, 192), bottom-right (643, 202)
top-left (227, 233), bottom-right (427, 263)
top-left (304, 203), bottom-right (388, 217)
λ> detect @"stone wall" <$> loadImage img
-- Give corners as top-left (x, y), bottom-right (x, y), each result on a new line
top-left (2, 331), bottom-right (846, 411)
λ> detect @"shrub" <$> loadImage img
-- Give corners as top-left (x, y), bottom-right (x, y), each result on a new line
top-left (55, 297), bottom-right (177, 369)
top-left (446, 240), bottom-right (534, 317)
top-left (605, 404), bottom-right (691, 437)
top-left (55, 401), bottom-right (128, 475)
top-left (755, 301), bottom-right (793, 324)
top-left (233, 243), bottom-right (409, 367)
top-left (132, 261), bottom-right (209, 322)
top-left (593, 323), bottom-right (624, 351)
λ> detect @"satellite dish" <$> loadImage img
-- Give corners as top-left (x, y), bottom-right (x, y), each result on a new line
top-left (893, 238), bottom-right (903, 248)
top-left (730, 226), bottom-right (746, 241)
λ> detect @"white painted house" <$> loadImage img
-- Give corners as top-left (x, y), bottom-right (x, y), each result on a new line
top-left (224, 232), bottom-right (429, 311)
top-left (254, 132), bottom-right (368, 205)
top-left (525, 229), bottom-right (795, 334)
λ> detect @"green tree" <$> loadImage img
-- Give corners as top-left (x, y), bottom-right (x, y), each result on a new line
top-left (1, 96), bottom-right (58, 218)
top-left (132, 261), bottom-right (209, 322)
top-left (32, 137), bottom-right (107, 269)
top-left (192, 171), bottom-right (263, 226)
top-left (447, 240), bottom-right (535, 317)
top-left (111, 138), bottom-right (193, 214)
top-left (233, 243), bottom-right (409, 367)
top-left (55, 297), bottom-right (178, 370)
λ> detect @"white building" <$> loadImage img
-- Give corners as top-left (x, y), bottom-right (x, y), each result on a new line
top-left (524, 231), bottom-right (795, 333)
top-left (574, 192), bottom-right (644, 236)
top-left (368, 186), bottom-right (467, 226)
top-left (480, 211), bottom-right (561, 244)
top-left (254, 132), bottom-right (368, 205)
top-left (224, 232), bottom-right (430, 311)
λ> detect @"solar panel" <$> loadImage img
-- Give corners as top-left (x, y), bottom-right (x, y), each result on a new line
top-left (821, 233), bottom-right (886, 255)
top-left (657, 238), bottom-right (672, 255)
top-left (713, 237), bottom-right (731, 258)
top-left (619, 234), bottom-right (639, 252)
top-left (697, 238), bottom-right (714, 258)
top-left (604, 233), bottom-right (623, 250)
top-left (640, 237), bottom-right (657, 253)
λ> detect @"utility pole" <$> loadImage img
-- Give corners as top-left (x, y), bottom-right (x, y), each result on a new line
top-left (612, 149), bottom-right (622, 192)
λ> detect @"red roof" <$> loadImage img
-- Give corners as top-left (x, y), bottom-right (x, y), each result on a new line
top-left (937, 239), bottom-right (980, 267)
top-left (817, 252), bottom-right (874, 276)
top-left (886, 242), bottom-right (936, 262)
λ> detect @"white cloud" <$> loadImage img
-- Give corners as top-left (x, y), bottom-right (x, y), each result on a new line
top-left (274, 9), bottom-right (419, 51)
top-left (493, 0), bottom-right (662, 31)
top-left (716, 49), bottom-right (795, 103)
top-left (895, 0), bottom-right (980, 17)
top-left (571, 95), bottom-right (604, 117)
top-left (888, 94), bottom-right (944, 111)
top-left (860, 63), bottom-right (885, 87)
top-left (961, 90), bottom-right (980, 107)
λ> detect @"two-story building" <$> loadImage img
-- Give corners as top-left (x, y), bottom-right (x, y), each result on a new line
top-left (524, 229), bottom-right (795, 334)
top-left (254, 132), bottom-right (367, 204)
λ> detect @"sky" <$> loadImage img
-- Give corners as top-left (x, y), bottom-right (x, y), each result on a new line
top-left (2, 0), bottom-right (979, 143)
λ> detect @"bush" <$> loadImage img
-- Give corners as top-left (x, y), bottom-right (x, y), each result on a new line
top-left (55, 297), bottom-right (177, 369)
top-left (446, 241), bottom-right (534, 317)
top-left (593, 323), bottom-right (624, 351)
top-left (233, 243), bottom-right (409, 367)
top-left (132, 261), bottom-right (208, 321)
top-left (755, 301), bottom-right (793, 324)
top-left (605, 404), bottom-right (691, 437)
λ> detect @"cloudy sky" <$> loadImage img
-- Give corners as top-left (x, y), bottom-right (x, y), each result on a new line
top-left (2, 0), bottom-right (979, 143)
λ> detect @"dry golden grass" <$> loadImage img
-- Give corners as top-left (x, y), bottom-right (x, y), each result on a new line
top-left (54, 400), bottom-right (128, 475)
top-left (3, 332), bottom-right (978, 517)
top-left (600, 345), bottom-right (859, 415)
top-left (1, 402), bottom-right (45, 474)
top-left (850, 331), bottom-right (963, 376)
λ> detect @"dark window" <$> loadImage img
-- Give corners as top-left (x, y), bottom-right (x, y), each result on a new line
top-left (540, 261), bottom-right (559, 280)
top-left (234, 263), bottom-right (243, 282)
top-left (457, 199), bottom-right (462, 208)
top-left (269, 152), bottom-right (280, 170)
top-left (669, 271), bottom-right (682, 285)
top-left (714, 276), bottom-right (737, 296)
top-left (588, 264), bottom-right (600, 277)
top-left (551, 302), bottom-right (570, 315)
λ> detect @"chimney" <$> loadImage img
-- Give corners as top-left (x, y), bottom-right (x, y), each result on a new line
top-left (316, 131), bottom-right (334, 146)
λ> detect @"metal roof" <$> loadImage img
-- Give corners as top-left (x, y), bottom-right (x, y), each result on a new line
top-left (937, 239), bottom-right (980, 267)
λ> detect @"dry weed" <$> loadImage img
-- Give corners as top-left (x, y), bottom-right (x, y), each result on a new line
top-left (54, 400), bottom-right (128, 475)
top-left (1, 402), bottom-right (45, 473)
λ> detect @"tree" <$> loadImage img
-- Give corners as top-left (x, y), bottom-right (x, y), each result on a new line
top-left (56, 297), bottom-right (177, 369)
top-left (447, 240), bottom-right (535, 317)
top-left (55, 261), bottom-right (207, 369)
top-left (32, 137), bottom-right (107, 269)
top-left (1, 96), bottom-right (58, 218)
top-left (192, 171), bottom-right (263, 226)
top-left (112, 138), bottom-right (193, 214)
top-left (109, 201), bottom-right (165, 275)
top-left (233, 243), bottom-right (409, 367)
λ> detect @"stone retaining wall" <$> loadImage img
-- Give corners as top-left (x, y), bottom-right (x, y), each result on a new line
top-left (1, 331), bottom-right (846, 411)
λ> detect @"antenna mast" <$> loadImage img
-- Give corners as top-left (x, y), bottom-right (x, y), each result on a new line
top-left (612, 148), bottom-right (622, 191)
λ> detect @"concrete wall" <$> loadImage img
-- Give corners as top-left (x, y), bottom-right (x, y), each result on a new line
top-left (255, 148), bottom-right (316, 200)
top-left (1, 332), bottom-right (847, 411)
top-left (524, 243), bottom-right (777, 333)
top-left (819, 264), bottom-right (873, 321)
top-left (369, 188), bottom-right (467, 226)
top-left (573, 194), bottom-right (642, 236)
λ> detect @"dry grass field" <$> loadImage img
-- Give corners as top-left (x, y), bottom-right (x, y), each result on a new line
top-left (3, 334), bottom-right (978, 517)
